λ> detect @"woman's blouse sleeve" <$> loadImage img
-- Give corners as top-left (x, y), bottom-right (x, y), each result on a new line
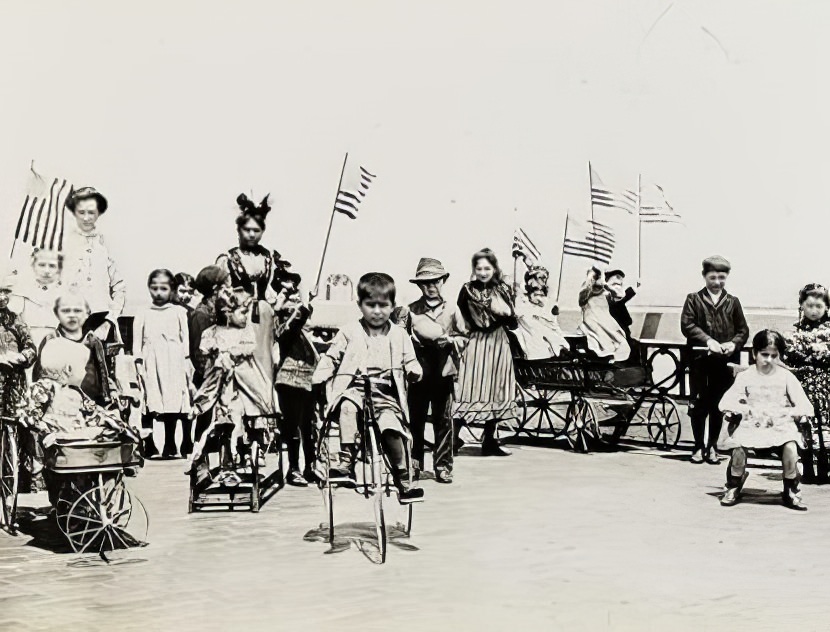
top-left (101, 235), bottom-right (127, 323)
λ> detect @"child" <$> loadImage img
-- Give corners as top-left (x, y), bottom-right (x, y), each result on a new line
top-left (11, 248), bottom-right (63, 348)
top-left (35, 291), bottom-right (113, 407)
top-left (173, 272), bottom-right (196, 313)
top-left (681, 255), bottom-right (750, 465)
top-left (578, 267), bottom-right (630, 362)
top-left (455, 248), bottom-right (519, 457)
top-left (189, 265), bottom-right (231, 441)
top-left (719, 330), bottom-right (814, 510)
top-left (0, 270), bottom-right (37, 443)
top-left (312, 272), bottom-right (424, 503)
top-left (605, 269), bottom-right (637, 341)
top-left (188, 288), bottom-right (276, 486)
top-left (133, 269), bottom-right (193, 458)
top-left (515, 265), bottom-right (569, 360)
top-left (273, 267), bottom-right (320, 487)
top-left (784, 283), bottom-right (830, 482)
top-left (395, 258), bottom-right (466, 483)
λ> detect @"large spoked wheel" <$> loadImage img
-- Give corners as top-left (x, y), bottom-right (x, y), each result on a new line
top-left (316, 424), bottom-right (335, 546)
top-left (517, 385), bottom-right (567, 437)
top-left (57, 473), bottom-right (148, 554)
top-left (0, 424), bottom-right (19, 533)
top-left (647, 397), bottom-right (682, 449)
top-left (368, 429), bottom-right (387, 564)
top-left (564, 396), bottom-right (595, 453)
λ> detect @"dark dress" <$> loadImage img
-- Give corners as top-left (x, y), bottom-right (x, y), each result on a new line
top-left (0, 309), bottom-right (37, 417)
top-left (455, 281), bottom-right (519, 424)
top-left (784, 316), bottom-right (830, 483)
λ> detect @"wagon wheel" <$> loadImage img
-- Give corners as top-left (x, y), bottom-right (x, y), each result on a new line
top-left (368, 429), bottom-right (387, 564)
top-left (0, 424), bottom-right (19, 533)
top-left (564, 396), bottom-right (595, 453)
top-left (647, 397), bottom-right (682, 449)
top-left (59, 473), bottom-right (148, 554)
top-left (517, 385), bottom-right (567, 437)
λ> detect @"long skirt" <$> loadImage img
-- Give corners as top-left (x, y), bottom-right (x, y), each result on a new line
top-left (454, 328), bottom-right (518, 425)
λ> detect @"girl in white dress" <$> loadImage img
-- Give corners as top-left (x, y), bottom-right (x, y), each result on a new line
top-left (719, 330), bottom-right (814, 510)
top-left (133, 269), bottom-right (193, 458)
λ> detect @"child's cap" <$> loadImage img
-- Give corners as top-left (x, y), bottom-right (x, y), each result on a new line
top-left (702, 255), bottom-right (731, 274)
top-left (605, 269), bottom-right (625, 280)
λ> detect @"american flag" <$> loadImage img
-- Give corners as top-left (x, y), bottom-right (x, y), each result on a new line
top-left (590, 164), bottom-right (636, 215)
top-left (512, 227), bottom-right (542, 265)
top-left (639, 182), bottom-right (682, 224)
top-left (333, 158), bottom-right (376, 219)
top-left (10, 168), bottom-right (73, 258)
top-left (562, 217), bottom-right (615, 265)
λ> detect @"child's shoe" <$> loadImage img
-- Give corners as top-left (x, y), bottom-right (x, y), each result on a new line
top-left (435, 468), bottom-right (453, 484)
top-left (393, 469), bottom-right (424, 504)
top-left (783, 478), bottom-right (808, 511)
top-left (303, 467), bottom-right (321, 485)
top-left (721, 472), bottom-right (749, 507)
top-left (287, 468), bottom-right (309, 487)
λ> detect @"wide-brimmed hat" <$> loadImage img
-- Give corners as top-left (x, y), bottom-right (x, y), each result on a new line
top-left (409, 258), bottom-right (449, 284)
top-left (66, 187), bottom-right (109, 214)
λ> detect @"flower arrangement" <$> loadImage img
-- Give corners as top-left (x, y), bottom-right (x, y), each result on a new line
top-left (784, 323), bottom-right (830, 369)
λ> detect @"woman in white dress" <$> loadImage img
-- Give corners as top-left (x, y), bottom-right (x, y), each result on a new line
top-left (61, 187), bottom-right (127, 344)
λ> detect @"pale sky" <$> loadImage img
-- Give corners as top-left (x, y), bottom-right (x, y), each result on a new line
top-left (0, 1), bottom-right (828, 313)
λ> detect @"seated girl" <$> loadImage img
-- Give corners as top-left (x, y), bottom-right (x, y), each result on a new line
top-left (514, 265), bottom-right (569, 360)
top-left (187, 288), bottom-right (276, 487)
top-left (577, 267), bottom-right (631, 363)
top-left (34, 291), bottom-right (113, 407)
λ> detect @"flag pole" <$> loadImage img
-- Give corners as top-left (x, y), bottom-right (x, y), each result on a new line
top-left (555, 211), bottom-right (569, 303)
top-left (310, 152), bottom-right (349, 302)
top-left (588, 161), bottom-right (597, 263)
top-left (512, 207), bottom-right (520, 298)
top-left (636, 173), bottom-right (642, 282)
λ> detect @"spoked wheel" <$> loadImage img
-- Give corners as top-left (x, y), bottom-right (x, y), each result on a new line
top-left (517, 385), bottom-right (567, 437)
top-left (58, 473), bottom-right (148, 554)
top-left (0, 424), bottom-right (19, 533)
top-left (646, 397), bottom-right (682, 449)
top-left (317, 426), bottom-right (335, 546)
top-left (564, 396), bottom-right (595, 453)
top-left (368, 429), bottom-right (387, 564)
top-left (250, 440), bottom-right (260, 513)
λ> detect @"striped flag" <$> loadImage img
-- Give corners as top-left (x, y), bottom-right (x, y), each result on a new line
top-left (590, 165), bottom-right (636, 215)
top-left (563, 217), bottom-right (615, 265)
top-left (333, 158), bottom-right (376, 219)
top-left (10, 168), bottom-right (73, 258)
top-left (639, 182), bottom-right (682, 224)
top-left (512, 227), bottom-right (542, 265)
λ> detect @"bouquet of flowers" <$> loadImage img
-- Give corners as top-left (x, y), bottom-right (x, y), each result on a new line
top-left (784, 323), bottom-right (830, 370)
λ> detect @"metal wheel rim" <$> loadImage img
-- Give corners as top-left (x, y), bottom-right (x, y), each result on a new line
top-left (0, 425), bottom-right (19, 530)
top-left (61, 474), bottom-right (140, 554)
top-left (647, 398), bottom-right (682, 449)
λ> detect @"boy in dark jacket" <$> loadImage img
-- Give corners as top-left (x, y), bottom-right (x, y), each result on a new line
top-left (680, 255), bottom-right (749, 465)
